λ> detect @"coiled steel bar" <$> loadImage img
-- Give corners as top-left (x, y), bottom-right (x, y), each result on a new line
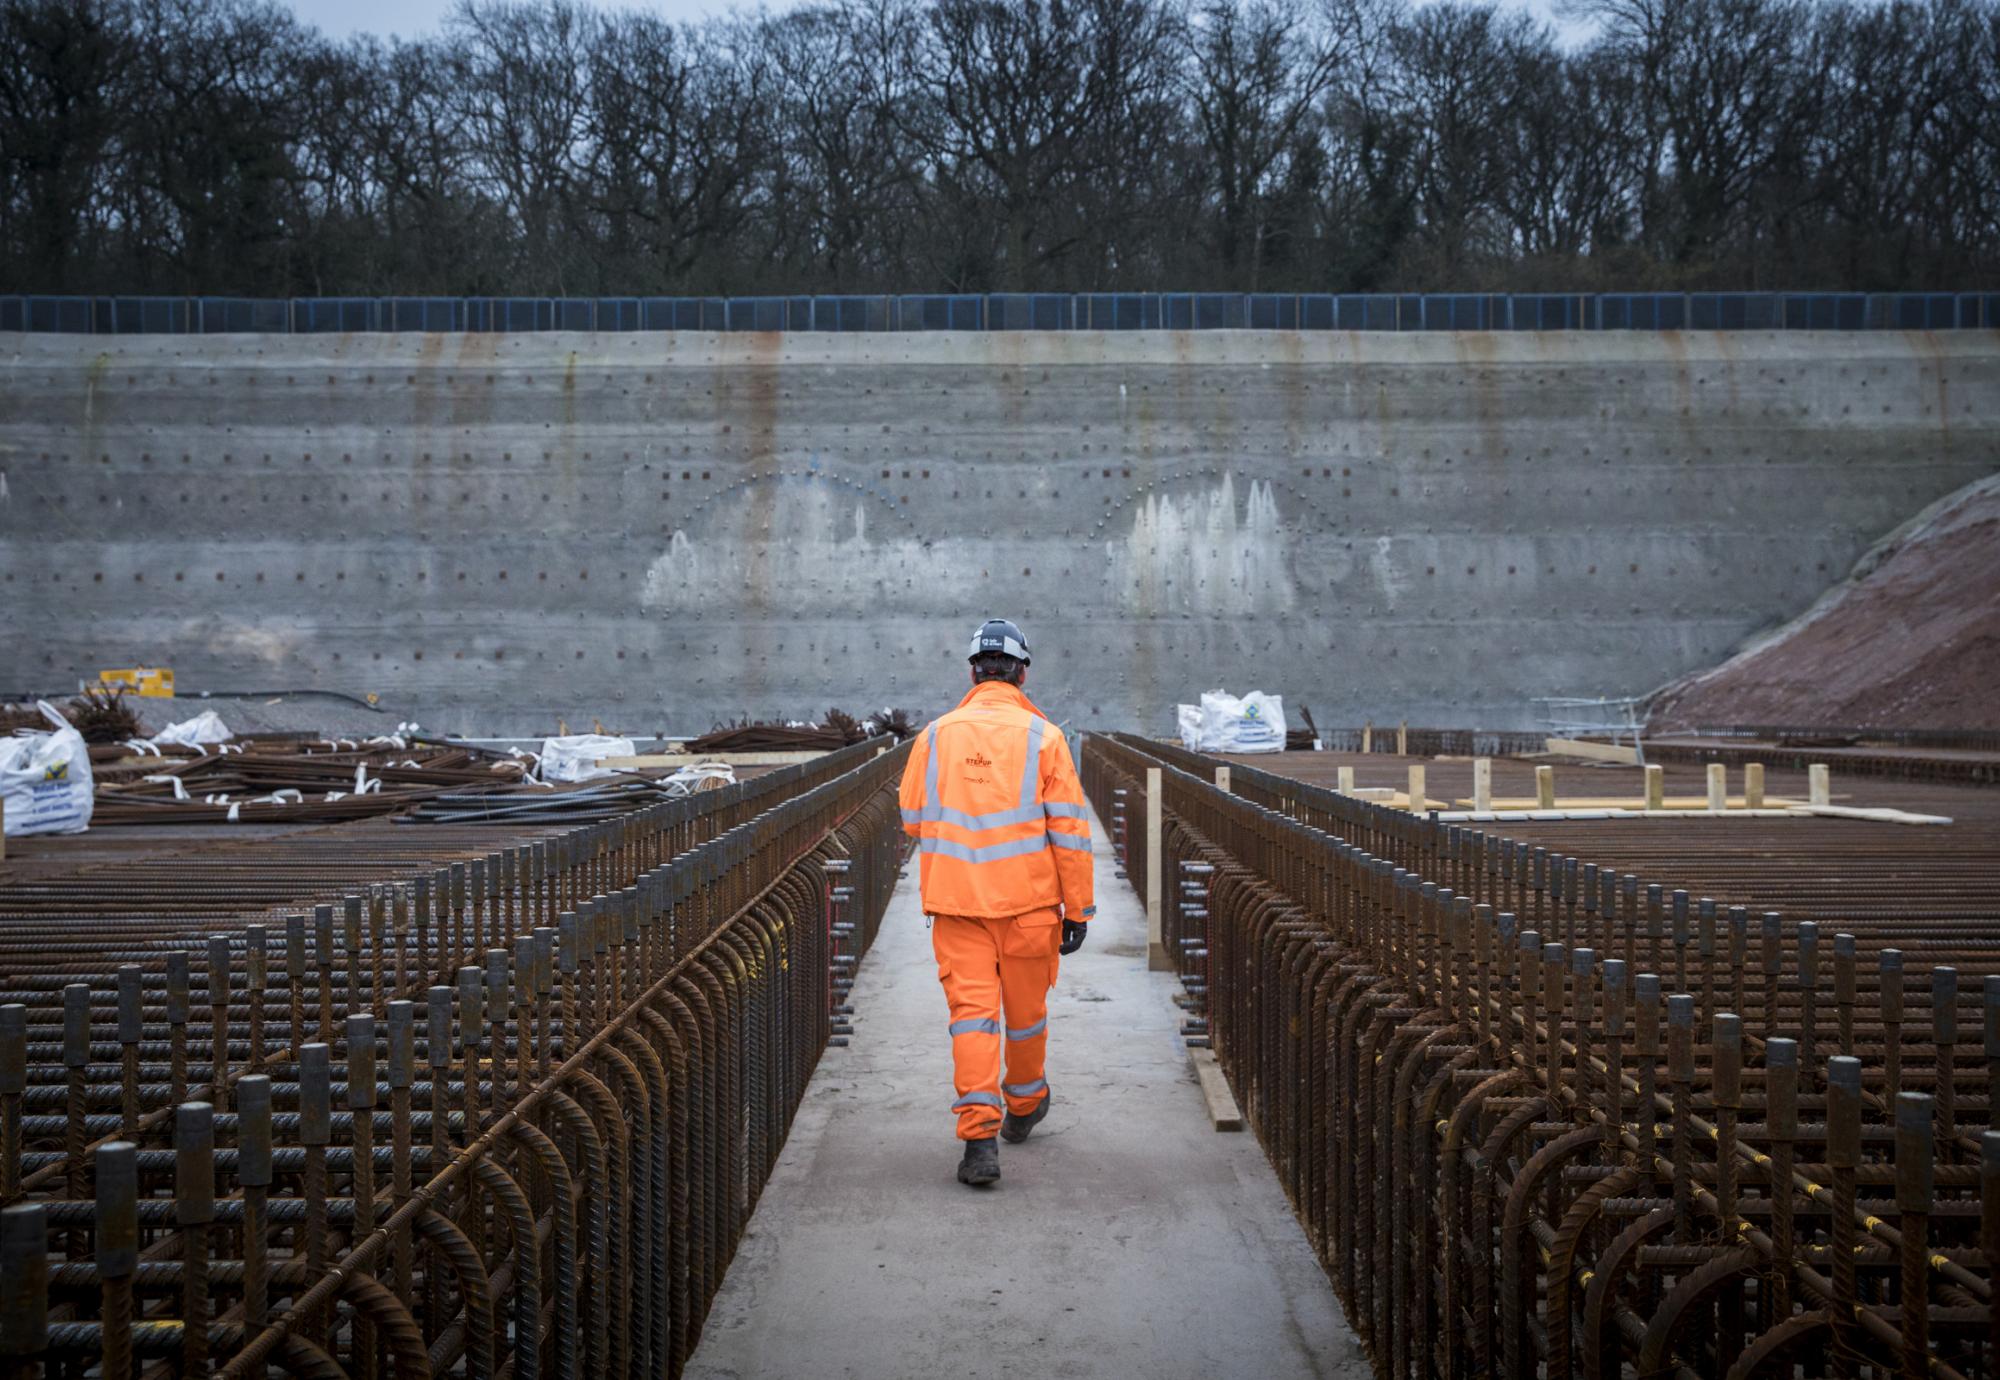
top-left (0, 737), bottom-right (908, 1380)
top-left (1084, 732), bottom-right (2000, 1380)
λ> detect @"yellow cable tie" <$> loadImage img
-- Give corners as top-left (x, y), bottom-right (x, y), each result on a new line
top-left (1862, 1215), bottom-right (1884, 1231)
top-left (1931, 1253), bottom-right (1951, 1270)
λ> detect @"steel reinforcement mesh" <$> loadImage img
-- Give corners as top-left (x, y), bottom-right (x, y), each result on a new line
top-left (0, 738), bottom-right (911, 1380)
top-left (1085, 731), bottom-right (2000, 1380)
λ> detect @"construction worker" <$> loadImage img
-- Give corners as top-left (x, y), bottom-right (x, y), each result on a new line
top-left (899, 618), bottom-right (1094, 1187)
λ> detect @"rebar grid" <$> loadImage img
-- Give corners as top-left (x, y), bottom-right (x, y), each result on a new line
top-left (0, 737), bottom-right (909, 1380)
top-left (1086, 733), bottom-right (2000, 1380)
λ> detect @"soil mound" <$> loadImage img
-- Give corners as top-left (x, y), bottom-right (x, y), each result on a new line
top-left (1650, 473), bottom-right (2000, 731)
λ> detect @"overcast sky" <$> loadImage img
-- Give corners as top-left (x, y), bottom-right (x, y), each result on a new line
top-left (291, 0), bottom-right (1593, 45)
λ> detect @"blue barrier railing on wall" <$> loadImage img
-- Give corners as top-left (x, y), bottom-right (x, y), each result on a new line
top-left (1, 291), bottom-right (1995, 334)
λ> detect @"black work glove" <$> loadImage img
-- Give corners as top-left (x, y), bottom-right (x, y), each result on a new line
top-left (1060, 920), bottom-right (1087, 955)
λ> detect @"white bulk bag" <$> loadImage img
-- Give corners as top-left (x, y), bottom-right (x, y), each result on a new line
top-left (1, 703), bottom-right (95, 835)
top-left (1197, 689), bottom-right (1288, 754)
top-left (152, 710), bottom-right (234, 748)
top-left (1176, 703), bottom-right (1204, 752)
top-left (539, 733), bottom-right (638, 783)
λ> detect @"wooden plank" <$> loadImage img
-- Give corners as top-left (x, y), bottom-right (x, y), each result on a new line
top-left (1189, 1048), bottom-right (1245, 1132)
top-left (1437, 807), bottom-right (1806, 822)
top-left (597, 750), bottom-right (827, 768)
top-left (1794, 804), bottom-right (1954, 826)
top-left (1461, 794), bottom-right (1823, 810)
top-left (1544, 737), bottom-right (1640, 764)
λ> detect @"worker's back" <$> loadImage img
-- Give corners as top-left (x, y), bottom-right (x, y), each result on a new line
top-left (899, 680), bottom-right (1092, 921)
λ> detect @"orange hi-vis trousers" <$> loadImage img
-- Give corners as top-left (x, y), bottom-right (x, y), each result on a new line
top-left (933, 907), bottom-right (1060, 1140)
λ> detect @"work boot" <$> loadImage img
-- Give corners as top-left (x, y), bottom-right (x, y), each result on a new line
top-left (1001, 1092), bottom-right (1051, 1144)
top-left (957, 1135), bottom-right (1000, 1187)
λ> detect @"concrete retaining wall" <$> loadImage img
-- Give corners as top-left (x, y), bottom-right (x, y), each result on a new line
top-left (2, 330), bottom-right (1995, 735)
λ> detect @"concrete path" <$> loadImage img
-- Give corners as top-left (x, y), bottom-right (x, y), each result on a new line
top-left (685, 806), bottom-right (1370, 1380)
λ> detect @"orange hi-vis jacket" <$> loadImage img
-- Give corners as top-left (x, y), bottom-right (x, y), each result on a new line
top-left (899, 682), bottom-right (1096, 923)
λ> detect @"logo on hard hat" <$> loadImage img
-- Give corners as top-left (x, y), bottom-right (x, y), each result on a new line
top-left (967, 618), bottom-right (1031, 665)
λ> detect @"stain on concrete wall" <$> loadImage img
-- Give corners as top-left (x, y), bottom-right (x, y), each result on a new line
top-left (1122, 476), bottom-right (1297, 618)
top-left (642, 475), bottom-right (932, 615)
top-left (2, 330), bottom-right (1995, 735)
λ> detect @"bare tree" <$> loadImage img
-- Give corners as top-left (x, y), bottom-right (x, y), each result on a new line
top-left (1496, 44), bottom-right (1643, 264)
top-left (908, 0), bottom-right (1176, 289)
top-left (1815, 0), bottom-right (1990, 285)
top-left (0, 0), bottom-right (132, 289)
top-left (1581, 0), bottom-right (1822, 269)
top-left (1385, 3), bottom-right (1543, 277)
top-left (348, 37), bottom-right (492, 292)
top-left (117, 0), bottom-right (316, 292)
top-left (585, 11), bottom-right (772, 292)
top-left (1179, 0), bottom-right (1342, 286)
top-left (1, 0), bottom-right (1995, 296)
top-left (447, 0), bottom-right (594, 292)
top-left (763, 0), bottom-right (921, 289)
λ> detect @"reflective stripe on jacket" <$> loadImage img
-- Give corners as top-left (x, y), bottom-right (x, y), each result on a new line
top-left (898, 682), bottom-right (1096, 922)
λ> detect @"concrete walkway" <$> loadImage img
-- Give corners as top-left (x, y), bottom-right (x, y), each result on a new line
top-left (685, 805), bottom-right (1369, 1380)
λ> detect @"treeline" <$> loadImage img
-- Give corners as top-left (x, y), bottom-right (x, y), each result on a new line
top-left (2, 0), bottom-right (1996, 297)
